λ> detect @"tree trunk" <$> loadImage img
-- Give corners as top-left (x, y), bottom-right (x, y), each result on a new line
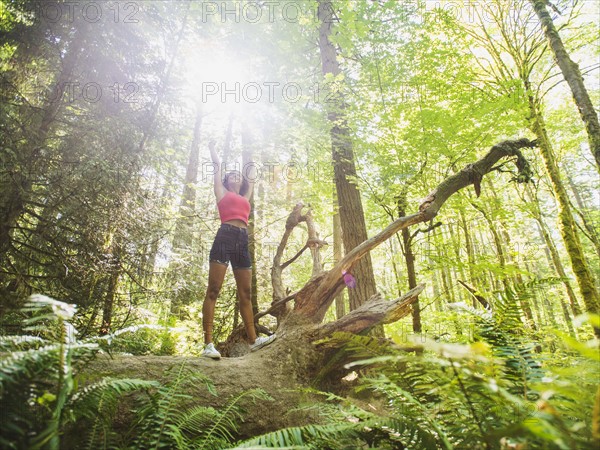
top-left (88, 138), bottom-right (539, 436)
top-left (525, 82), bottom-right (600, 325)
top-left (459, 209), bottom-right (478, 306)
top-left (316, 0), bottom-right (378, 317)
top-left (388, 238), bottom-right (404, 298)
top-left (333, 195), bottom-right (346, 320)
top-left (530, 0), bottom-right (600, 172)
top-left (100, 236), bottom-right (122, 335)
top-left (136, 6), bottom-right (188, 155)
top-left (448, 222), bottom-right (468, 299)
top-left (242, 125), bottom-right (259, 316)
top-left (172, 106), bottom-right (203, 251)
top-left (527, 184), bottom-right (582, 319)
top-left (397, 195), bottom-right (421, 332)
top-left (565, 173), bottom-right (600, 261)
top-left (0, 25), bottom-right (84, 260)
top-left (170, 106), bottom-right (203, 316)
top-left (469, 199), bottom-right (536, 328)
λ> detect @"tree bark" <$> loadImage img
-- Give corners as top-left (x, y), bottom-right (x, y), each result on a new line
top-left (100, 235), bottom-right (122, 335)
top-left (459, 208), bottom-right (479, 305)
top-left (172, 106), bottom-right (203, 251)
top-left (170, 106), bottom-right (204, 316)
top-left (316, 0), bottom-right (378, 317)
top-left (242, 125), bottom-right (259, 316)
top-left (525, 184), bottom-right (582, 321)
top-left (0, 25), bottom-right (84, 260)
top-left (333, 196), bottom-right (346, 320)
top-left (565, 173), bottom-right (600, 261)
top-left (525, 82), bottom-right (600, 325)
top-left (397, 195), bottom-right (421, 332)
top-left (530, 0), bottom-right (600, 172)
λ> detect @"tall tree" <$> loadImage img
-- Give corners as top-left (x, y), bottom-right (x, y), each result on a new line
top-left (529, 0), bottom-right (600, 172)
top-left (397, 193), bottom-right (421, 332)
top-left (173, 105), bottom-right (203, 251)
top-left (316, 0), bottom-right (378, 313)
top-left (332, 195), bottom-right (346, 320)
top-left (0, 17), bottom-right (87, 260)
top-left (469, 0), bottom-right (600, 326)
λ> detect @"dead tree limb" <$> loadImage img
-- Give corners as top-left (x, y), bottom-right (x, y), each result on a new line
top-left (313, 284), bottom-right (425, 338)
top-left (458, 280), bottom-right (491, 310)
top-left (270, 203), bottom-right (327, 322)
top-left (293, 138), bottom-right (536, 323)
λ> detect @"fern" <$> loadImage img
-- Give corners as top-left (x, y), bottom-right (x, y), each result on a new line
top-left (195, 389), bottom-right (270, 449)
top-left (0, 295), bottom-right (166, 450)
top-left (472, 286), bottom-right (544, 397)
top-left (234, 415), bottom-right (443, 449)
top-left (128, 362), bottom-right (271, 450)
top-left (0, 296), bottom-right (84, 450)
top-left (66, 378), bottom-right (160, 450)
top-left (131, 361), bottom-right (199, 449)
top-left (234, 381), bottom-right (447, 450)
top-left (0, 335), bottom-right (45, 351)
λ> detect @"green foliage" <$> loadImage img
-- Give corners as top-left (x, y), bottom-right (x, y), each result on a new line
top-left (67, 377), bottom-right (160, 450)
top-left (235, 387), bottom-right (443, 450)
top-left (97, 323), bottom-right (180, 356)
top-left (0, 295), bottom-right (274, 450)
top-left (129, 362), bottom-right (271, 450)
top-left (472, 286), bottom-right (544, 396)
top-left (239, 314), bottom-right (598, 450)
top-left (356, 316), bottom-right (598, 449)
top-left (0, 296), bottom-right (155, 449)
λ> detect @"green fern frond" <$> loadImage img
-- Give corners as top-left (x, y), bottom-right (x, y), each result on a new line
top-left (0, 335), bottom-right (46, 351)
top-left (131, 361), bottom-right (220, 450)
top-left (195, 388), bottom-right (272, 450)
top-left (454, 285), bottom-right (544, 395)
top-left (234, 414), bottom-right (443, 449)
top-left (68, 377), bottom-right (160, 418)
top-left (0, 343), bottom-right (97, 393)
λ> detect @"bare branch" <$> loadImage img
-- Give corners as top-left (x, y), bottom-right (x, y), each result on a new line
top-left (313, 284), bottom-right (425, 338)
top-left (293, 138), bottom-right (537, 323)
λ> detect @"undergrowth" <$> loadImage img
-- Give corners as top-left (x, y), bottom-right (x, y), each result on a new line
top-left (0, 295), bottom-right (270, 450)
top-left (235, 293), bottom-right (599, 450)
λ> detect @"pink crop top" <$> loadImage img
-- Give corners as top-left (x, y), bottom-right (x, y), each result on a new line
top-left (217, 191), bottom-right (251, 224)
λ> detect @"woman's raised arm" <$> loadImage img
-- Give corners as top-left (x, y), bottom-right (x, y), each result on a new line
top-left (209, 140), bottom-right (226, 202)
top-left (243, 162), bottom-right (257, 200)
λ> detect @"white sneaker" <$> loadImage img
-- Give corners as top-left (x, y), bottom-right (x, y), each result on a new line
top-left (250, 334), bottom-right (276, 352)
top-left (201, 343), bottom-right (221, 359)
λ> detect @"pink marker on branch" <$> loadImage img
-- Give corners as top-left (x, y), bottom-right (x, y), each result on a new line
top-left (342, 270), bottom-right (356, 289)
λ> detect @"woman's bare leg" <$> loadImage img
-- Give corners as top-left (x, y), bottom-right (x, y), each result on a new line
top-left (233, 268), bottom-right (257, 344)
top-left (202, 262), bottom-right (228, 344)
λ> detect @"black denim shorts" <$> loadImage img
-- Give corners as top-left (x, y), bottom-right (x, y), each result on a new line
top-left (209, 224), bottom-right (252, 270)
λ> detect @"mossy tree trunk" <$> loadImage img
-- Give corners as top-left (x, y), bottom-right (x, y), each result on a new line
top-left (526, 184), bottom-right (582, 320)
top-left (525, 81), bottom-right (600, 328)
top-left (530, 0), bottom-right (600, 172)
top-left (333, 194), bottom-right (346, 320)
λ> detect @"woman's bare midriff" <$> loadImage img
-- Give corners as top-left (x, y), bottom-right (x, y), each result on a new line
top-left (224, 219), bottom-right (247, 228)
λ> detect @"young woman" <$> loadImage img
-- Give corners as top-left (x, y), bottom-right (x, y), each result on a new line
top-left (201, 142), bottom-right (276, 359)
